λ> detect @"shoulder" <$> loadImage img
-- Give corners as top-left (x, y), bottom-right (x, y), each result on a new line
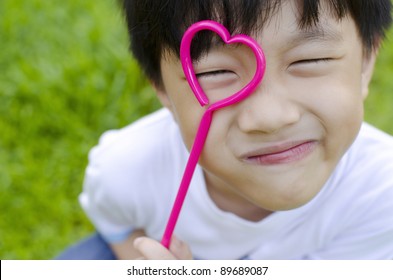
top-left (356, 122), bottom-right (393, 150)
top-left (333, 123), bottom-right (393, 202)
top-left (79, 109), bottom-right (185, 240)
top-left (85, 108), bottom-right (186, 189)
top-left (313, 123), bottom-right (393, 258)
top-left (85, 108), bottom-right (186, 182)
top-left (342, 123), bottom-right (393, 184)
top-left (318, 123), bottom-right (393, 229)
top-left (342, 122), bottom-right (393, 171)
top-left (89, 108), bottom-right (177, 166)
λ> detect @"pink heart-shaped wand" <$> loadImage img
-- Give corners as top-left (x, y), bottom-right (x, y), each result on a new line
top-left (161, 20), bottom-right (266, 248)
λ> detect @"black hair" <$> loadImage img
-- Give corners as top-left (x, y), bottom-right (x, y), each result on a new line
top-left (122, 0), bottom-right (392, 87)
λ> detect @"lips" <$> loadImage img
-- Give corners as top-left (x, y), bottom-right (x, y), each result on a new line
top-left (242, 140), bottom-right (318, 165)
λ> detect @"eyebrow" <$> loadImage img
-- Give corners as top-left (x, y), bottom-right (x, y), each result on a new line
top-left (287, 24), bottom-right (344, 47)
top-left (192, 36), bottom-right (242, 63)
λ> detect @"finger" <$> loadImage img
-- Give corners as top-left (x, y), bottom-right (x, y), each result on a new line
top-left (133, 237), bottom-right (177, 260)
top-left (169, 236), bottom-right (193, 260)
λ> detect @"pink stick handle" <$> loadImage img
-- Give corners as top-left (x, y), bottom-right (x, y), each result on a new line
top-left (160, 20), bottom-right (265, 249)
top-left (161, 109), bottom-right (213, 248)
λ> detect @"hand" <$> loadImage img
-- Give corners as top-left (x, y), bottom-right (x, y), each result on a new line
top-left (133, 235), bottom-right (193, 260)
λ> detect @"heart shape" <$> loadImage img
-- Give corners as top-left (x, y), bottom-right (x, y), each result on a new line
top-left (180, 20), bottom-right (266, 111)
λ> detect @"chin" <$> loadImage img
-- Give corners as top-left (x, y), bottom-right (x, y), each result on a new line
top-left (260, 181), bottom-right (326, 212)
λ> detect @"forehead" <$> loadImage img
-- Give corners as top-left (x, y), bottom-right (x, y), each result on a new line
top-left (160, 0), bottom-right (359, 65)
top-left (202, 2), bottom-right (350, 54)
top-left (257, 1), bottom-right (348, 45)
top-left (191, 1), bottom-right (354, 58)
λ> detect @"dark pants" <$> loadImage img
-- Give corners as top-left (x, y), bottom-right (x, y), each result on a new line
top-left (55, 233), bottom-right (117, 260)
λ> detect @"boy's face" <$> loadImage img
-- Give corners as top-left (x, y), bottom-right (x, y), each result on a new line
top-left (156, 1), bottom-right (376, 214)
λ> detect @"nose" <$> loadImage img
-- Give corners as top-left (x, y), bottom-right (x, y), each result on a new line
top-left (237, 82), bottom-right (301, 134)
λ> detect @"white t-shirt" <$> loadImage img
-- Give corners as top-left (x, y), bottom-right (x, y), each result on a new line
top-left (80, 108), bottom-right (393, 259)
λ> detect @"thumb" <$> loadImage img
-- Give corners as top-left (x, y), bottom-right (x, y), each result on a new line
top-left (133, 237), bottom-right (177, 260)
top-left (169, 235), bottom-right (193, 260)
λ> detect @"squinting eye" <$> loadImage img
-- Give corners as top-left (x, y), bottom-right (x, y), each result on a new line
top-left (196, 69), bottom-right (235, 79)
top-left (293, 58), bottom-right (332, 65)
top-left (288, 57), bottom-right (335, 77)
top-left (195, 69), bottom-right (239, 93)
top-left (196, 69), bottom-right (238, 88)
top-left (287, 57), bottom-right (336, 78)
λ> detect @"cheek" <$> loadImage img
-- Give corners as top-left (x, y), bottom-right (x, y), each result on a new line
top-left (159, 58), bottom-right (207, 150)
top-left (297, 67), bottom-right (364, 123)
top-left (171, 97), bottom-right (206, 151)
top-left (198, 109), bottom-right (236, 169)
top-left (327, 85), bottom-right (363, 126)
top-left (304, 77), bottom-right (364, 156)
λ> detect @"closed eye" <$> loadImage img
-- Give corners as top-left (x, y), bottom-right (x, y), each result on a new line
top-left (288, 57), bottom-right (335, 77)
top-left (196, 69), bottom-right (235, 78)
top-left (195, 69), bottom-right (238, 92)
top-left (292, 58), bottom-right (333, 65)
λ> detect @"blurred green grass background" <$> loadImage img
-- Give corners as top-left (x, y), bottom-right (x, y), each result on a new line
top-left (1, 0), bottom-right (392, 259)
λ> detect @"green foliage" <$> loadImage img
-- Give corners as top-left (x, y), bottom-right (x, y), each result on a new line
top-left (0, 0), bottom-right (160, 259)
top-left (365, 26), bottom-right (393, 134)
top-left (1, 0), bottom-right (392, 259)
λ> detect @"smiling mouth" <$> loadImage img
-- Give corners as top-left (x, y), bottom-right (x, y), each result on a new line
top-left (243, 141), bottom-right (318, 165)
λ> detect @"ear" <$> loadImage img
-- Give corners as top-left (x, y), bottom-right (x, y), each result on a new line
top-left (360, 50), bottom-right (378, 100)
top-left (153, 83), bottom-right (174, 112)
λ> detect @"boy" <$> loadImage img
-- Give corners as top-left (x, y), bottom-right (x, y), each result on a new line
top-left (60, 0), bottom-right (393, 259)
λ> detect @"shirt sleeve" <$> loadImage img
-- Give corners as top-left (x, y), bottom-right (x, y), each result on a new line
top-left (78, 110), bottom-right (175, 244)
top-left (79, 130), bottom-right (137, 243)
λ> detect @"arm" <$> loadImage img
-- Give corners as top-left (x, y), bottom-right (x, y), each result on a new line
top-left (109, 229), bottom-right (193, 260)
